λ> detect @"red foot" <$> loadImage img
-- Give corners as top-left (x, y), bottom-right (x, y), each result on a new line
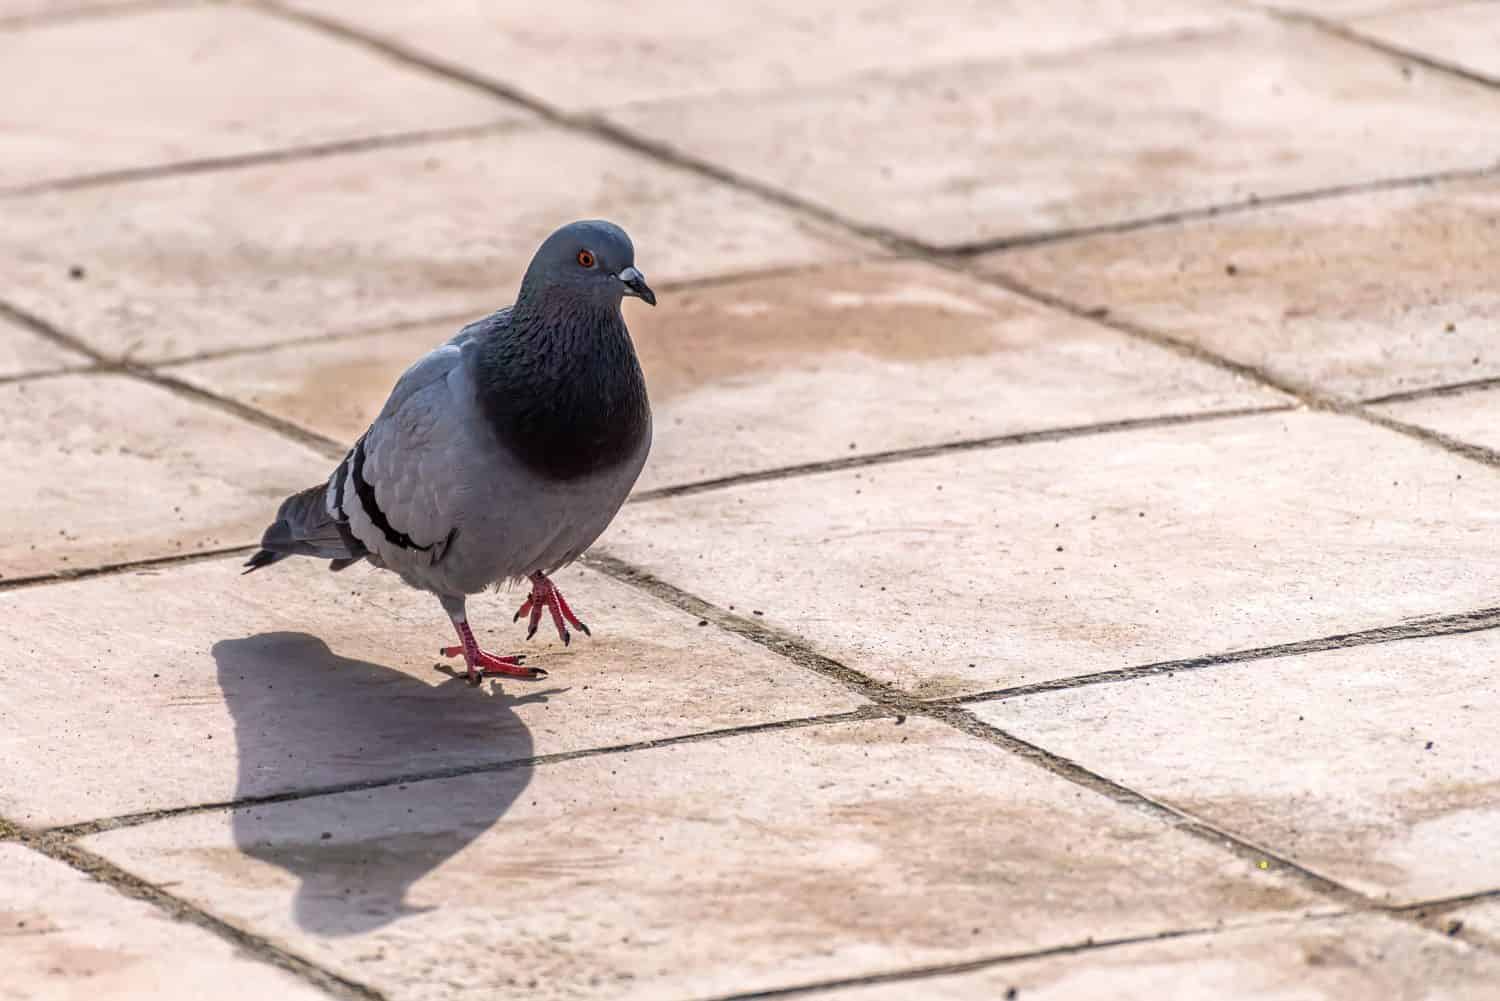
top-left (441, 619), bottom-right (547, 684)
top-left (513, 572), bottom-right (591, 646)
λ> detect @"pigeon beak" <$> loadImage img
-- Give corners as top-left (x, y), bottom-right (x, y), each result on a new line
top-left (616, 266), bottom-right (657, 307)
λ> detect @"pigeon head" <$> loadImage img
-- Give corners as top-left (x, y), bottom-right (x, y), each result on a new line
top-left (518, 219), bottom-right (656, 311)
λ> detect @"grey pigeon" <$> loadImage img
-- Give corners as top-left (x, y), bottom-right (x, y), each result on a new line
top-left (244, 220), bottom-right (655, 683)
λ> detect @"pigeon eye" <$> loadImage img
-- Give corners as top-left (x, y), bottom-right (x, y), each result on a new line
top-left (577, 249), bottom-right (596, 268)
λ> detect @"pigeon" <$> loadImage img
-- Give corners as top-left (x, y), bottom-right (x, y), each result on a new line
top-left (244, 220), bottom-right (655, 684)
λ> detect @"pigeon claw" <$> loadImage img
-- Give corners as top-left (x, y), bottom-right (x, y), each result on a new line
top-left (515, 572), bottom-right (591, 646)
top-left (441, 620), bottom-right (546, 684)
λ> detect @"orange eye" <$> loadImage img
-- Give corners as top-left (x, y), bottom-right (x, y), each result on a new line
top-left (577, 249), bottom-right (595, 268)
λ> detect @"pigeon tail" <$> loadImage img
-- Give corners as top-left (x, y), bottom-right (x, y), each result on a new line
top-left (244, 481), bottom-right (366, 574)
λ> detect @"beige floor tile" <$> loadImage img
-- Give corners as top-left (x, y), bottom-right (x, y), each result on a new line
top-left (806, 914), bottom-right (1500, 1000)
top-left (600, 411), bottom-right (1500, 698)
top-left (988, 177), bottom-right (1500, 400)
top-left (168, 261), bottom-right (1284, 492)
top-left (0, 374), bottom-right (328, 578)
top-left (0, 314), bottom-right (88, 378)
top-left (607, 23), bottom-right (1500, 248)
top-left (0, 842), bottom-right (328, 1001)
top-left (0, 127), bottom-right (866, 362)
top-left (972, 629), bottom-right (1500, 903)
top-left (282, 0), bottom-right (1245, 111)
top-left (82, 718), bottom-right (1319, 1001)
top-left (0, 555), bottom-right (861, 827)
top-left (1373, 385), bottom-right (1500, 451)
top-left (1357, 2), bottom-right (1500, 84)
top-left (1453, 898), bottom-right (1500, 945)
top-left (0, 5), bottom-right (514, 189)
top-left (0, 0), bottom-right (135, 20)
top-left (1258, 0), bottom-right (1471, 15)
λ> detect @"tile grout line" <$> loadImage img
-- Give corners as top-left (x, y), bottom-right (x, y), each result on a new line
top-left (0, 544), bottom-right (256, 592)
top-left (580, 551), bottom-right (1500, 955)
top-left (41, 707), bottom-right (890, 840)
top-left (3, 826), bottom-right (385, 1001)
top-left (687, 897), bottom-right (1499, 1001)
top-left (0, 0), bottom-right (200, 32)
top-left (937, 604), bottom-right (1500, 706)
top-left (0, 120), bottom-right (528, 199)
top-left (683, 922), bottom-right (1253, 1001)
top-left (628, 405), bottom-right (1292, 503)
top-left (940, 159), bottom-right (1500, 258)
top-left (1268, 7), bottom-right (1500, 94)
top-left (248, 0), bottom-right (1500, 482)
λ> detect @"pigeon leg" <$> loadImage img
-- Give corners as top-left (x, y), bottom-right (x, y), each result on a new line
top-left (438, 595), bottom-right (547, 684)
top-left (513, 572), bottom-right (591, 645)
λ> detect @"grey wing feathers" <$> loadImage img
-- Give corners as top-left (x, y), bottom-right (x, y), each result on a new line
top-left (336, 336), bottom-right (477, 572)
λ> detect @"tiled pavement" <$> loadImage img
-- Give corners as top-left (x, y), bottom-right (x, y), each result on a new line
top-left (3, 1), bottom-right (1500, 999)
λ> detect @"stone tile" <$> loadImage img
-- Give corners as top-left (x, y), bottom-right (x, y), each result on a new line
top-left (0, 5), bottom-right (513, 189)
top-left (606, 22), bottom-right (1500, 248)
top-left (0, 313), bottom-right (88, 378)
top-left (0, 127), bottom-right (867, 362)
top-left (169, 261), bottom-right (1284, 491)
top-left (83, 718), bottom-right (1319, 1001)
top-left (972, 628), bottom-right (1500, 903)
top-left (0, 0), bottom-right (132, 20)
top-left (988, 177), bottom-right (1500, 400)
top-left (600, 411), bottom-right (1500, 698)
top-left (0, 374), bottom-right (328, 579)
top-left (805, 914), bottom-right (1500, 1000)
top-left (1258, 0), bottom-right (1470, 15)
top-left (1454, 899), bottom-right (1500, 944)
top-left (0, 555), bottom-right (861, 827)
top-left (1374, 385), bottom-right (1500, 452)
top-left (1357, 2), bottom-right (1500, 85)
top-left (284, 0), bottom-right (1245, 111)
top-left (0, 843), bottom-right (328, 1001)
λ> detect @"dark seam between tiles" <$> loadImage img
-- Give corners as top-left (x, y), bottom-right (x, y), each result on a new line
top-left (41, 707), bottom-right (889, 840)
top-left (1274, 9), bottom-right (1500, 94)
top-left (628, 404), bottom-right (1293, 504)
top-left (268, 0), bottom-right (1500, 486)
top-left (2, 829), bottom-right (385, 1001)
top-left (127, 366), bottom-right (347, 458)
top-left (0, 300), bottom-right (106, 362)
top-left (1362, 375), bottom-right (1500, 408)
top-left (147, 258), bottom-right (896, 370)
top-left (940, 604), bottom-right (1500, 706)
top-left (0, 0), bottom-right (198, 32)
top-left (684, 923), bottom-right (1233, 1001)
top-left (0, 544), bottom-right (255, 593)
top-left (0, 119), bottom-right (527, 199)
top-left (0, 363), bottom-right (105, 387)
top-left (581, 552), bottom-right (1500, 950)
top-left (941, 159), bottom-right (1500, 257)
top-left (969, 263), bottom-right (1500, 477)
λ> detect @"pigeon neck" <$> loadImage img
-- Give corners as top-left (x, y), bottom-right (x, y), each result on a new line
top-left (472, 294), bottom-right (650, 483)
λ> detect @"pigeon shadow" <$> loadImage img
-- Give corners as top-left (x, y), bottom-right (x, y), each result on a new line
top-left (214, 632), bottom-right (556, 936)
